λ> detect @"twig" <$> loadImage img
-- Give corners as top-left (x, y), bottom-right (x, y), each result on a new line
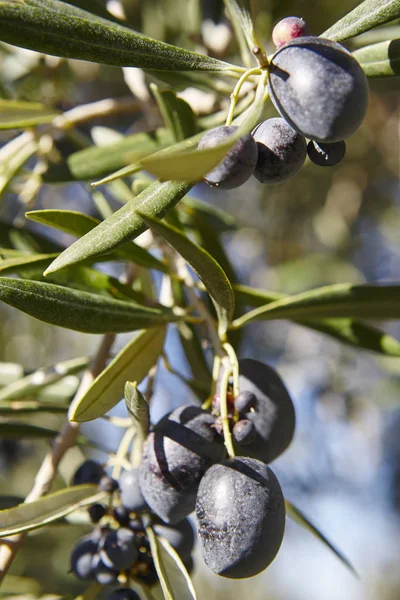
top-left (0, 333), bottom-right (116, 583)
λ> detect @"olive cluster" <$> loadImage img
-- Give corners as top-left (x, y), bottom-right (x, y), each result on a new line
top-left (137, 358), bottom-right (295, 580)
top-left (69, 461), bottom-right (194, 597)
top-left (199, 18), bottom-right (368, 189)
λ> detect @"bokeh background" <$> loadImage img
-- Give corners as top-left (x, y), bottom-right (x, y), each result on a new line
top-left (0, 0), bottom-right (400, 598)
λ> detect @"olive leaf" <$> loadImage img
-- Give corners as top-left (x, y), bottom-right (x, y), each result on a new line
top-left (69, 327), bottom-right (166, 422)
top-left (353, 39), bottom-right (400, 77)
top-left (233, 284), bottom-right (400, 356)
top-left (44, 180), bottom-right (193, 275)
top-left (0, 0), bottom-right (238, 72)
top-left (323, 0), bottom-right (400, 43)
top-left (0, 100), bottom-right (59, 130)
top-left (150, 85), bottom-right (197, 143)
top-left (25, 210), bottom-right (167, 272)
top-left (232, 283), bottom-right (400, 328)
top-left (139, 212), bottom-right (235, 333)
top-left (0, 362), bottom-right (24, 387)
top-left (124, 381), bottom-right (150, 466)
top-left (0, 402), bottom-right (68, 415)
top-left (156, 535), bottom-right (197, 600)
top-left (0, 485), bottom-right (106, 536)
top-left (0, 133), bottom-right (38, 197)
top-left (285, 500), bottom-right (357, 577)
top-left (0, 355), bottom-right (89, 402)
top-left (43, 129), bottom-right (174, 183)
top-left (146, 527), bottom-right (176, 600)
top-left (139, 74), bottom-right (267, 181)
top-left (223, 0), bottom-right (260, 66)
top-left (0, 278), bottom-right (179, 334)
top-left (179, 196), bottom-right (237, 233)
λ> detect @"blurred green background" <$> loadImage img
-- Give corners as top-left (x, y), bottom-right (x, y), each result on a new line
top-left (0, 0), bottom-right (400, 598)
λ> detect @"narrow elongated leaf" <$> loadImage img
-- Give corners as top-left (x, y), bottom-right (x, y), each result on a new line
top-left (25, 210), bottom-right (167, 272)
top-left (151, 85), bottom-right (197, 143)
top-left (353, 39), bottom-right (400, 77)
top-left (125, 381), bottom-right (150, 466)
top-left (43, 129), bottom-right (174, 183)
top-left (0, 278), bottom-right (178, 333)
top-left (139, 75), bottom-right (268, 181)
top-left (0, 1), bottom-right (236, 72)
top-left (233, 284), bottom-right (400, 356)
top-left (0, 362), bottom-right (24, 387)
top-left (0, 401), bottom-right (68, 415)
top-left (286, 500), bottom-right (357, 576)
top-left (323, 0), bottom-right (400, 42)
top-left (0, 100), bottom-right (59, 130)
top-left (139, 213), bottom-right (235, 330)
top-left (69, 327), bottom-right (166, 422)
top-left (44, 180), bottom-right (193, 275)
top-left (0, 136), bottom-right (37, 197)
top-left (146, 527), bottom-right (175, 600)
top-left (232, 283), bottom-right (400, 328)
top-left (0, 355), bottom-right (89, 402)
top-left (157, 535), bottom-right (197, 600)
top-left (0, 422), bottom-right (62, 439)
top-left (0, 485), bottom-right (106, 536)
top-left (124, 381), bottom-right (150, 435)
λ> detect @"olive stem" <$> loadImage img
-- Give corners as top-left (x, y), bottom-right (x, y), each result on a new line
top-left (202, 354), bottom-right (222, 411)
top-left (219, 363), bottom-right (236, 458)
top-left (225, 67), bottom-right (262, 126)
top-left (223, 343), bottom-right (240, 397)
top-left (111, 426), bottom-right (136, 480)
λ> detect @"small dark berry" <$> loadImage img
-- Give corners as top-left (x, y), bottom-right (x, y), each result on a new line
top-left (113, 506), bottom-right (130, 527)
top-left (88, 503), bottom-right (107, 524)
top-left (99, 528), bottom-right (138, 571)
top-left (119, 469), bottom-right (148, 513)
top-left (70, 534), bottom-right (98, 580)
top-left (234, 391), bottom-right (258, 414)
top-left (92, 554), bottom-right (119, 585)
top-left (99, 475), bottom-right (119, 493)
top-left (232, 419), bottom-right (257, 445)
top-left (307, 140), bottom-right (346, 166)
top-left (72, 460), bottom-right (104, 486)
top-left (107, 588), bottom-right (141, 600)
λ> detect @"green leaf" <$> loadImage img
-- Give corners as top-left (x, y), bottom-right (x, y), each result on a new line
top-left (139, 74), bottom-right (268, 181)
top-left (0, 219), bottom-right (62, 254)
top-left (0, 278), bottom-right (179, 333)
top-left (0, 362), bottom-right (24, 387)
top-left (285, 500), bottom-right (357, 577)
top-left (232, 283), bottom-right (400, 328)
top-left (43, 129), bottom-right (174, 183)
top-left (124, 381), bottom-right (150, 466)
top-left (146, 527), bottom-right (176, 600)
top-left (0, 401), bottom-right (68, 415)
top-left (322, 0), bottom-right (400, 43)
top-left (156, 535), bottom-right (197, 600)
top-left (0, 422), bottom-right (63, 439)
top-left (124, 381), bottom-right (150, 435)
top-left (353, 39), bottom-right (400, 77)
top-left (139, 212), bottom-right (235, 331)
top-left (0, 0), bottom-right (238, 71)
top-left (0, 484), bottom-right (106, 536)
top-left (224, 0), bottom-right (260, 66)
top-left (69, 327), bottom-right (166, 422)
top-left (44, 180), bottom-right (193, 275)
top-left (0, 133), bottom-right (37, 197)
top-left (150, 85), bottom-right (197, 143)
top-left (0, 356), bottom-right (89, 402)
top-left (233, 284), bottom-right (400, 356)
top-left (25, 210), bottom-right (167, 272)
top-left (0, 99), bottom-right (59, 130)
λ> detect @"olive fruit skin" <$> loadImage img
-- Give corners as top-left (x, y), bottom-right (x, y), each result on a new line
top-left (307, 140), bottom-right (346, 166)
top-left (107, 589), bottom-right (141, 600)
top-left (88, 503), bottom-right (106, 524)
top-left (92, 554), bottom-right (119, 585)
top-left (153, 518), bottom-right (195, 560)
top-left (139, 405), bottom-right (226, 524)
top-left (232, 419), bottom-right (257, 445)
top-left (234, 359), bottom-right (295, 463)
top-left (119, 468), bottom-right (148, 513)
top-left (268, 37), bottom-right (369, 143)
top-left (70, 534), bottom-right (98, 580)
top-left (72, 460), bottom-right (104, 486)
top-left (272, 16), bottom-right (309, 48)
top-left (252, 118), bottom-right (306, 184)
top-left (198, 126), bottom-right (258, 190)
top-left (99, 528), bottom-right (138, 570)
top-left (196, 457), bottom-right (285, 578)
